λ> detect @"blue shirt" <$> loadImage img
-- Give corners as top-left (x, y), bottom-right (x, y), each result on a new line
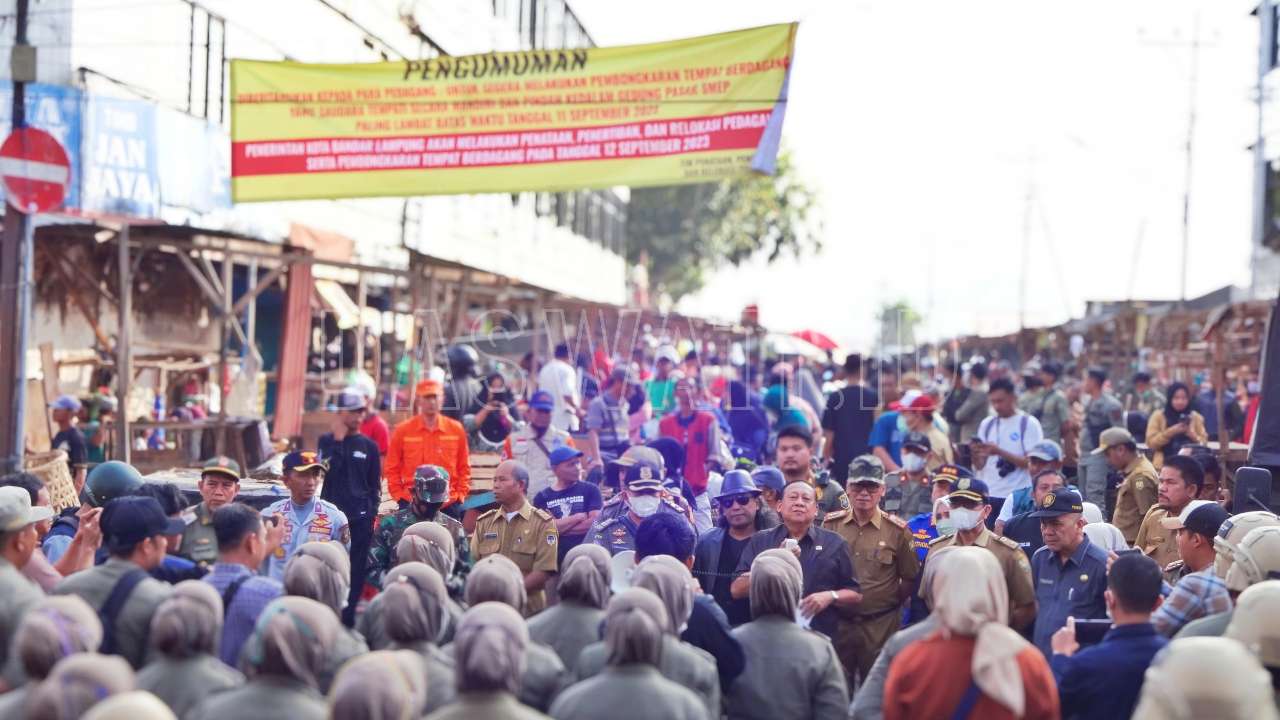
top-left (260, 498), bottom-right (350, 580)
top-left (1051, 623), bottom-right (1167, 720)
top-left (1031, 535), bottom-right (1110, 656)
top-left (906, 511), bottom-right (939, 563)
top-left (867, 411), bottom-right (904, 466)
top-left (203, 562), bottom-right (284, 668)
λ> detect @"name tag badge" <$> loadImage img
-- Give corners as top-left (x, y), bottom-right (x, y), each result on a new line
top-left (483, 532), bottom-right (498, 540)
top-left (1040, 578), bottom-right (1055, 585)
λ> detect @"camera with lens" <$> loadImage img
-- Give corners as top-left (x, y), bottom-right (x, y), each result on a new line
top-left (996, 457), bottom-right (1017, 478)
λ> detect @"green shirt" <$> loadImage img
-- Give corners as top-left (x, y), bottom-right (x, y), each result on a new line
top-left (646, 377), bottom-right (677, 415)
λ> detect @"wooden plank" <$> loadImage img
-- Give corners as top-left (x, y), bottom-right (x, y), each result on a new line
top-left (38, 343), bottom-right (57, 443)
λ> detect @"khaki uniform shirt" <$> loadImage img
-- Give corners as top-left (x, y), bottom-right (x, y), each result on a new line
top-left (727, 615), bottom-right (850, 720)
top-left (1134, 506), bottom-right (1181, 570)
top-left (550, 665), bottom-right (708, 720)
top-left (925, 527), bottom-right (1035, 617)
top-left (822, 506), bottom-right (919, 616)
top-left (1112, 455), bottom-right (1160, 542)
top-left (136, 654), bottom-right (243, 718)
top-left (471, 499), bottom-right (559, 614)
top-left (178, 502), bottom-right (219, 569)
top-left (53, 557), bottom-right (173, 668)
top-left (576, 636), bottom-right (719, 720)
top-left (0, 557), bottom-right (44, 684)
top-left (395, 640), bottom-right (458, 714)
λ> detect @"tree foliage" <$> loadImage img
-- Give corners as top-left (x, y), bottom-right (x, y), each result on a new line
top-left (625, 151), bottom-right (821, 301)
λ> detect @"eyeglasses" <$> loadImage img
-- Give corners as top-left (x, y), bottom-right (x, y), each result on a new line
top-left (719, 494), bottom-right (754, 508)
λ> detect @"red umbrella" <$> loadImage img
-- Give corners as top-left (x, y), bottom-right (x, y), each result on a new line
top-left (791, 329), bottom-right (838, 351)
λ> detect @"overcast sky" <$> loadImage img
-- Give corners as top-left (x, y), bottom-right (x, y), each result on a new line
top-left (571, 0), bottom-right (1262, 350)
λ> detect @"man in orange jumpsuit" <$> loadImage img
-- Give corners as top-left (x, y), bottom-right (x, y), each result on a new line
top-left (385, 379), bottom-right (471, 509)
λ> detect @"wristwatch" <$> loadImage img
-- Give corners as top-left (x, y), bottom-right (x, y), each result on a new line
top-left (829, 590), bottom-right (839, 603)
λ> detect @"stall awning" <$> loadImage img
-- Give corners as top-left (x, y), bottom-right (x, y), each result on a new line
top-left (314, 279), bottom-right (361, 330)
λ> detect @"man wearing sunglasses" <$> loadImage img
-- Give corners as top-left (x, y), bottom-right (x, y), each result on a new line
top-left (692, 469), bottom-right (773, 626)
top-left (822, 454), bottom-right (920, 686)
top-left (318, 388), bottom-right (383, 626)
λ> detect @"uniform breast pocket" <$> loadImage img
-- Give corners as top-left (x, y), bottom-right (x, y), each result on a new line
top-left (875, 546), bottom-right (896, 565)
top-left (477, 533), bottom-right (501, 556)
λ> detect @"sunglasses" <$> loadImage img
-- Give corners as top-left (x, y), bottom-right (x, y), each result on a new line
top-left (719, 494), bottom-right (755, 508)
top-left (850, 483), bottom-right (881, 494)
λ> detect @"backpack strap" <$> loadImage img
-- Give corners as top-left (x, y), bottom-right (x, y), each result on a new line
top-left (950, 678), bottom-right (984, 720)
top-left (1019, 414), bottom-right (1029, 455)
top-left (222, 574), bottom-right (252, 614)
top-left (98, 569), bottom-right (148, 656)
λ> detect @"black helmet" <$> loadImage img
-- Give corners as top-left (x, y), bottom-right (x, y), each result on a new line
top-left (84, 461), bottom-right (144, 507)
top-left (446, 344), bottom-right (479, 378)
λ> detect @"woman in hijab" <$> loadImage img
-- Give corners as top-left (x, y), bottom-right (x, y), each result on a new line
top-left (81, 691), bottom-right (177, 720)
top-left (187, 596), bottom-right (342, 720)
top-left (360, 522), bottom-right (466, 650)
top-left (136, 580), bottom-right (243, 717)
top-left (1147, 381), bottom-right (1208, 469)
top-left (454, 555), bottom-right (566, 712)
top-left (882, 546), bottom-right (1058, 720)
top-left (727, 549), bottom-right (848, 720)
top-left (283, 541), bottom-right (370, 692)
top-left (327, 650), bottom-right (428, 720)
top-left (1132, 636), bottom-right (1278, 720)
top-left (24, 653), bottom-right (134, 720)
top-left (575, 555), bottom-right (720, 719)
top-left (424, 602), bottom-right (552, 720)
top-left (380, 562), bottom-right (457, 712)
top-left (550, 588), bottom-right (707, 720)
top-left (0, 596), bottom-right (102, 717)
top-left (528, 543), bottom-right (611, 671)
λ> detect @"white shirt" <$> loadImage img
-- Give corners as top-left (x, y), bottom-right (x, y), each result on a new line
top-left (538, 359), bottom-right (580, 432)
top-left (976, 411), bottom-right (1043, 499)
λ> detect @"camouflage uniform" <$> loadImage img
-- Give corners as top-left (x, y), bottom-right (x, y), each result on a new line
top-left (366, 465), bottom-right (470, 600)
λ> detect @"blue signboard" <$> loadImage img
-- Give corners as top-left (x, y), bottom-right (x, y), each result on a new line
top-left (0, 82), bottom-right (82, 209)
top-left (81, 95), bottom-right (160, 217)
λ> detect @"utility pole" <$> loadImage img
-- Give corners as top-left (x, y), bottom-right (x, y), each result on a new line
top-left (1178, 12), bottom-right (1201, 305)
top-left (0, 0), bottom-right (33, 472)
top-left (1252, 0), bottom-right (1275, 297)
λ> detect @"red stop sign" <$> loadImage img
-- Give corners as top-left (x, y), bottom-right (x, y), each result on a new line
top-left (0, 127), bottom-right (70, 214)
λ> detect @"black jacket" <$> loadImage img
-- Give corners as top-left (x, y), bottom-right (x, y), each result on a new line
top-left (318, 432), bottom-right (383, 516)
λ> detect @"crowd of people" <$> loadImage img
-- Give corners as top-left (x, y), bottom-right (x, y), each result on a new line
top-left (0, 342), bottom-right (1274, 719)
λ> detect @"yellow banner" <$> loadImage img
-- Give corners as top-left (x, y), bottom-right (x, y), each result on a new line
top-left (230, 24), bottom-right (795, 202)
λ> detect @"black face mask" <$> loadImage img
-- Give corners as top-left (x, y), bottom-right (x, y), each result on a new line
top-left (413, 501), bottom-right (443, 519)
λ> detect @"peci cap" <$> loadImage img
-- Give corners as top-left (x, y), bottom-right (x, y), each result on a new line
top-left (624, 461), bottom-right (663, 492)
top-left (201, 456), bottom-right (242, 482)
top-left (902, 431), bottom-right (932, 453)
top-left (946, 475), bottom-right (990, 505)
top-left (283, 450), bottom-right (327, 475)
top-left (101, 496), bottom-right (185, 551)
top-left (414, 379), bottom-right (443, 397)
top-left (0, 486), bottom-right (54, 532)
top-left (1029, 488), bottom-right (1085, 518)
top-left (49, 394), bottom-right (82, 412)
top-left (1093, 427), bottom-right (1136, 455)
top-left (528, 390), bottom-right (555, 412)
top-left (1028, 440), bottom-right (1064, 462)
top-left (548, 445), bottom-right (584, 467)
top-left (1162, 499), bottom-right (1231, 537)
top-left (412, 465), bottom-right (450, 504)
top-left (847, 454), bottom-right (886, 484)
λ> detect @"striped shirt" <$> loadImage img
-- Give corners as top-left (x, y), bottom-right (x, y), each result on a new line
top-left (1151, 567), bottom-right (1232, 637)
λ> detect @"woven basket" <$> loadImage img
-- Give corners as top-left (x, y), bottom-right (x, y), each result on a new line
top-left (24, 450), bottom-right (78, 512)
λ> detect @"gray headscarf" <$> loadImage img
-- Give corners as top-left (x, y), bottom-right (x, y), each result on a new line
top-left (631, 555), bottom-right (695, 635)
top-left (15, 595), bottom-right (102, 680)
top-left (284, 541), bottom-right (352, 616)
top-left (243, 596), bottom-right (342, 690)
top-left (381, 562), bottom-right (450, 645)
top-left (151, 580), bottom-right (222, 659)
top-left (464, 554), bottom-right (527, 612)
top-left (327, 650), bottom-right (428, 720)
top-left (749, 548), bottom-right (803, 619)
top-left (454, 602), bottom-right (528, 695)
top-left (559, 543), bottom-right (612, 609)
top-left (24, 653), bottom-right (134, 720)
top-left (397, 522), bottom-right (455, 578)
top-left (604, 587), bottom-right (669, 667)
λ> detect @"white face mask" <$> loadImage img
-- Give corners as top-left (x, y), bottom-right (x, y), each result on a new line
top-left (949, 507), bottom-right (984, 531)
top-left (630, 494), bottom-right (660, 517)
top-left (902, 453), bottom-right (927, 473)
top-left (935, 517), bottom-right (956, 536)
